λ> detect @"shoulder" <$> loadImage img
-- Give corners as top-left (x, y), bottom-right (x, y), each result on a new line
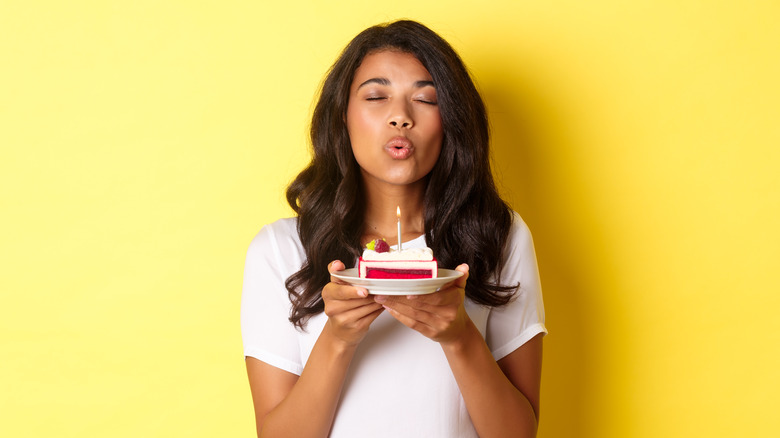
top-left (498, 211), bottom-right (540, 288)
top-left (486, 211), bottom-right (547, 357)
top-left (253, 217), bottom-right (298, 240)
top-left (505, 211), bottom-right (535, 257)
top-left (248, 217), bottom-right (300, 252)
top-left (245, 217), bottom-right (304, 278)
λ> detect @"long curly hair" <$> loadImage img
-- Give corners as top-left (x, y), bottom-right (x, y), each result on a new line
top-left (285, 20), bottom-right (516, 329)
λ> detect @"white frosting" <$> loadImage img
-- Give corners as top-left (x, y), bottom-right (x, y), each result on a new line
top-left (361, 247), bottom-right (434, 261)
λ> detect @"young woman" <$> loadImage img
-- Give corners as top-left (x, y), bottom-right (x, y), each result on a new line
top-left (241, 20), bottom-right (546, 437)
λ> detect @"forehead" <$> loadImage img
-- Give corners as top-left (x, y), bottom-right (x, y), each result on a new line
top-left (351, 50), bottom-right (432, 86)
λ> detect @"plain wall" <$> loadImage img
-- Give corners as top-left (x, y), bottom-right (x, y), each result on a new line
top-left (2, 1), bottom-right (778, 436)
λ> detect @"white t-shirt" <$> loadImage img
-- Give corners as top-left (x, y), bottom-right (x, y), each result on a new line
top-left (241, 212), bottom-right (547, 437)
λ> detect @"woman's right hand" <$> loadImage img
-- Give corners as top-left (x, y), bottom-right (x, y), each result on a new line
top-left (322, 260), bottom-right (384, 347)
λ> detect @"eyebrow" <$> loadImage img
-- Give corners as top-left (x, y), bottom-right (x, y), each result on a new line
top-left (356, 78), bottom-right (436, 90)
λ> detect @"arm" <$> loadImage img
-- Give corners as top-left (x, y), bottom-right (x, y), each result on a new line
top-left (376, 264), bottom-right (543, 437)
top-left (246, 324), bottom-right (358, 437)
top-left (246, 260), bottom-right (384, 438)
top-left (441, 321), bottom-right (543, 437)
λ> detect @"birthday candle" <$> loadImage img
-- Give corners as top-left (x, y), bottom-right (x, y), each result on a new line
top-left (397, 206), bottom-right (402, 251)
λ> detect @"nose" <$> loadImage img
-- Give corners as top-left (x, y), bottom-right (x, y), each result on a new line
top-left (387, 103), bottom-right (413, 129)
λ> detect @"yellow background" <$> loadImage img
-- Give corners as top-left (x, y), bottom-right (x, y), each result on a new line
top-left (2, 1), bottom-right (778, 436)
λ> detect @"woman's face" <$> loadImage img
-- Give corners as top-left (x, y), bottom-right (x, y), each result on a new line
top-left (346, 50), bottom-right (443, 191)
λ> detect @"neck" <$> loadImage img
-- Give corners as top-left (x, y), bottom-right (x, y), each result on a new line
top-left (361, 178), bottom-right (426, 246)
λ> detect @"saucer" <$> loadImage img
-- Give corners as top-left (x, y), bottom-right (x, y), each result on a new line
top-left (331, 268), bottom-right (464, 295)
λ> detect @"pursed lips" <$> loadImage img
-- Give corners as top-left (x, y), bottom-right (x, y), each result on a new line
top-left (384, 137), bottom-right (414, 159)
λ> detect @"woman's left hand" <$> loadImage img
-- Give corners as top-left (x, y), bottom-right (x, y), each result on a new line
top-left (374, 263), bottom-right (470, 344)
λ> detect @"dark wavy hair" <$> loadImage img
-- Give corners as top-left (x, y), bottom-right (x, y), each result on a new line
top-left (285, 20), bottom-right (516, 329)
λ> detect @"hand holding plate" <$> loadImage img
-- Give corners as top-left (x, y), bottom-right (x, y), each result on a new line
top-left (375, 263), bottom-right (471, 344)
top-left (322, 260), bottom-right (384, 347)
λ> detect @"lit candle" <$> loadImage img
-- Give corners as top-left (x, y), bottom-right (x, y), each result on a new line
top-left (396, 206), bottom-right (402, 251)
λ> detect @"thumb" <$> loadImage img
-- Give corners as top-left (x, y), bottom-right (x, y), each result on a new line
top-left (454, 263), bottom-right (469, 288)
top-left (328, 260), bottom-right (347, 284)
top-left (328, 260), bottom-right (345, 274)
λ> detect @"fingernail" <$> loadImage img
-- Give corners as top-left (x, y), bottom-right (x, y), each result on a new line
top-left (374, 295), bottom-right (386, 303)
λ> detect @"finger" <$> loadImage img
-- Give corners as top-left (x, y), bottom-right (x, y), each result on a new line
top-left (452, 263), bottom-right (469, 289)
top-left (423, 263), bottom-right (469, 300)
top-left (327, 260), bottom-right (369, 298)
top-left (328, 260), bottom-right (347, 283)
top-left (323, 282), bottom-right (370, 302)
top-left (436, 263), bottom-right (469, 290)
top-left (397, 287), bottom-right (462, 309)
top-left (328, 301), bottom-right (385, 327)
top-left (377, 291), bottom-right (453, 309)
top-left (340, 301), bottom-right (386, 322)
top-left (382, 304), bottom-right (437, 337)
top-left (385, 295), bottom-right (459, 323)
top-left (324, 291), bottom-right (381, 316)
top-left (328, 260), bottom-right (346, 273)
top-left (382, 299), bottom-right (434, 320)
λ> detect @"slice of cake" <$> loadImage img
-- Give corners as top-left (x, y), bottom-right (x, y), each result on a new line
top-left (358, 238), bottom-right (438, 279)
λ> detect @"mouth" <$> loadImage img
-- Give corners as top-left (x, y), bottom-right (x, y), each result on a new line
top-left (384, 137), bottom-right (414, 160)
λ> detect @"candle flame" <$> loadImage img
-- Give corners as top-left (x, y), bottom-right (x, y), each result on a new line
top-left (397, 206), bottom-right (401, 218)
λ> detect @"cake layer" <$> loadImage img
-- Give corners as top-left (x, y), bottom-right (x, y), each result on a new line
top-left (358, 259), bottom-right (438, 279)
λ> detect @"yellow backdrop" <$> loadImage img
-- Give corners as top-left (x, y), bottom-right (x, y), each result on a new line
top-left (2, 1), bottom-right (778, 437)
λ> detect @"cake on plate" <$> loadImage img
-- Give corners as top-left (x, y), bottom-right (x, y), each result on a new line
top-left (358, 238), bottom-right (438, 279)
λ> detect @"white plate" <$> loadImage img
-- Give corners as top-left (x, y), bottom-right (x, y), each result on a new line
top-left (331, 268), bottom-right (464, 295)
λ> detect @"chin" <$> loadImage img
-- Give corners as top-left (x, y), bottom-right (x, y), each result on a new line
top-left (388, 174), bottom-right (428, 187)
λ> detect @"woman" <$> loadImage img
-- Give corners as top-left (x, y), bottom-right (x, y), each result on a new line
top-left (241, 20), bottom-right (546, 437)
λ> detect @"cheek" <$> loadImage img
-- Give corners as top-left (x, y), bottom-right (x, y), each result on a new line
top-left (426, 121), bottom-right (444, 169)
top-left (346, 113), bottom-right (372, 164)
top-left (345, 106), bottom-right (357, 139)
top-left (425, 109), bottom-right (443, 138)
top-left (426, 116), bottom-right (444, 154)
top-left (428, 143), bottom-right (443, 171)
top-left (346, 108), bottom-right (373, 144)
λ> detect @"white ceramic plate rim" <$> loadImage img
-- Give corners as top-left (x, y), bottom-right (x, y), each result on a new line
top-left (331, 268), bottom-right (464, 295)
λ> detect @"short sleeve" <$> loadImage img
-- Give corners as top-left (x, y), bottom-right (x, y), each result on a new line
top-left (240, 218), bottom-right (306, 375)
top-left (485, 212), bottom-right (547, 360)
